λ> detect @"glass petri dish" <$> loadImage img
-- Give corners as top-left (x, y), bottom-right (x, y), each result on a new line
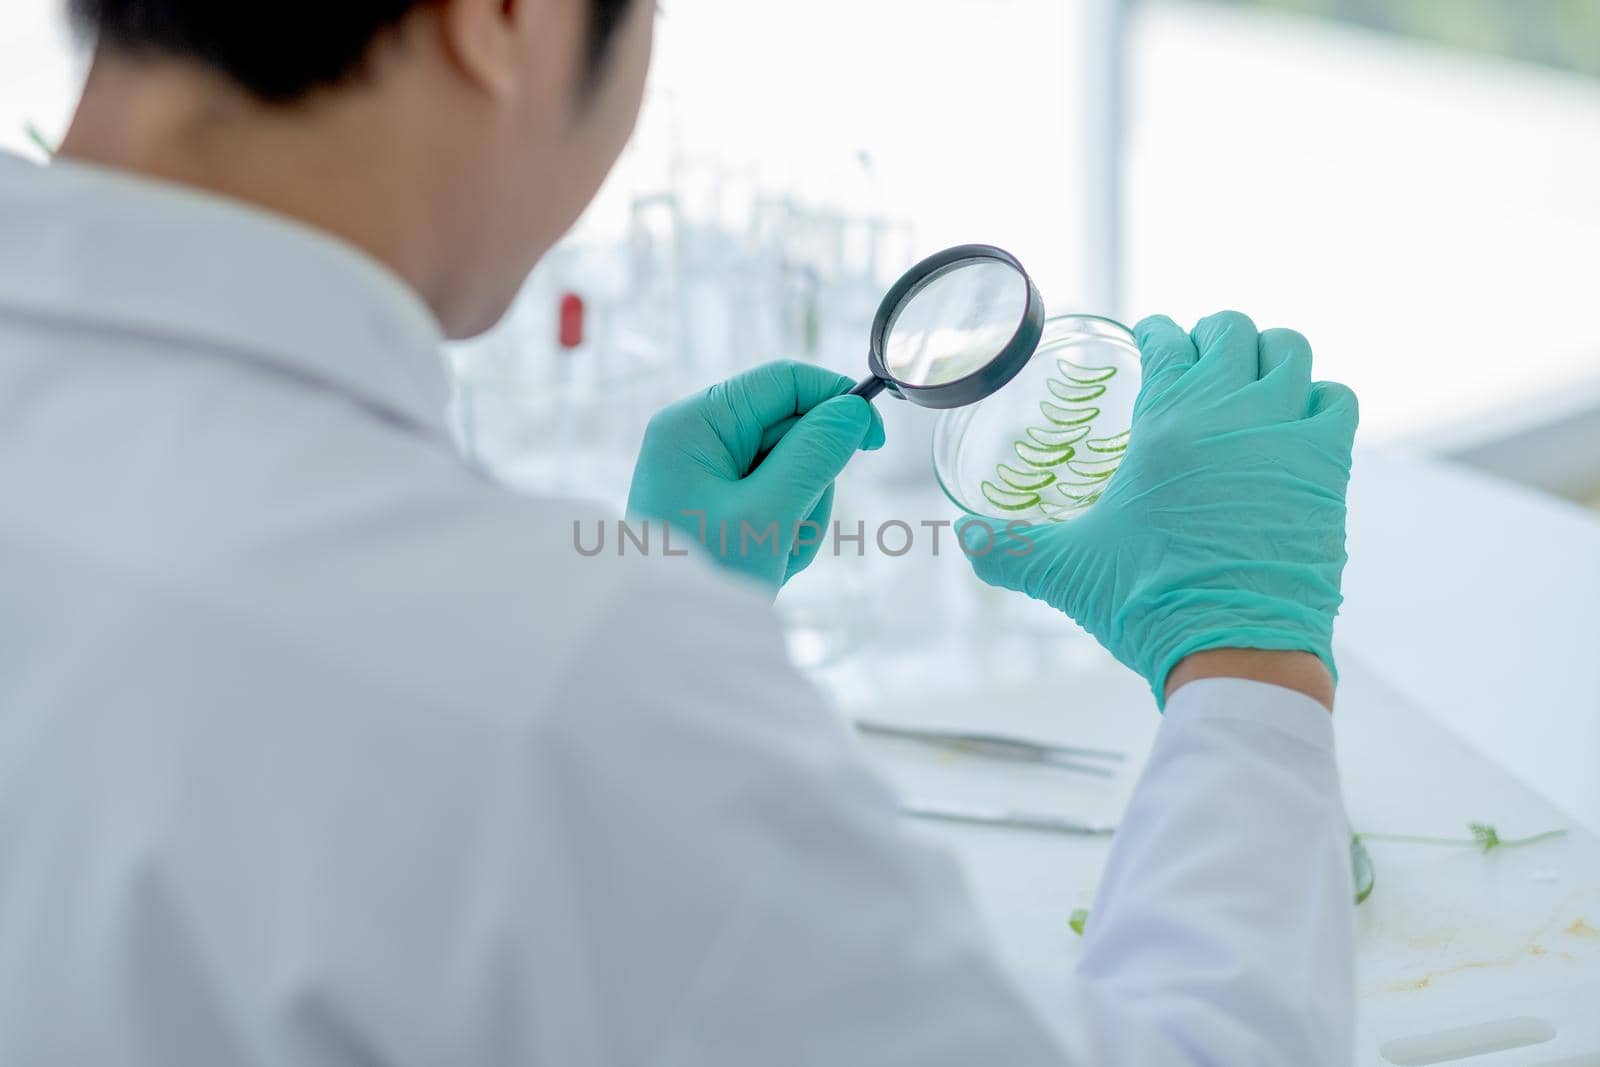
top-left (932, 314), bottom-right (1141, 522)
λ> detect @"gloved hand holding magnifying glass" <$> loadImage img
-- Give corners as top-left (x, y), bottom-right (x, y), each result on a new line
top-left (628, 244), bottom-right (1048, 594)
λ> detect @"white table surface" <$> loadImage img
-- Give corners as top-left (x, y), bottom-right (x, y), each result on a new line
top-left (850, 651), bottom-right (1600, 1066)
top-left (816, 447), bottom-right (1600, 1064)
top-left (1340, 448), bottom-right (1600, 834)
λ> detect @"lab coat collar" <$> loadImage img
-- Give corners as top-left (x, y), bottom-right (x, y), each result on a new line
top-left (0, 150), bottom-right (453, 443)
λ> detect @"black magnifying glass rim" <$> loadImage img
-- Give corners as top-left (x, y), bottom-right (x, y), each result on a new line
top-left (867, 243), bottom-right (1046, 410)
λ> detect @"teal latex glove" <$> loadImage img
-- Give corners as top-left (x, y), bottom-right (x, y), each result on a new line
top-left (628, 360), bottom-right (887, 593)
top-left (961, 312), bottom-right (1359, 705)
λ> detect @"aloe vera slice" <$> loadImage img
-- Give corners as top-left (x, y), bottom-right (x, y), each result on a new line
top-left (1014, 441), bottom-right (1079, 468)
top-left (1046, 379), bottom-right (1108, 404)
top-left (1067, 456), bottom-right (1122, 478)
top-left (1054, 486), bottom-right (1104, 507)
top-left (980, 482), bottom-right (1043, 512)
top-left (1085, 429), bottom-right (1131, 454)
top-left (996, 464), bottom-right (1057, 492)
top-left (1026, 426), bottom-right (1090, 450)
top-left (1351, 835), bottom-right (1375, 905)
top-left (1038, 500), bottom-right (1079, 521)
top-left (1040, 402), bottom-right (1100, 427)
top-left (1057, 360), bottom-right (1117, 385)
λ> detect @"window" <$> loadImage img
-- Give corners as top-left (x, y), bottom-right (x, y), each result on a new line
top-left (1217, 0), bottom-right (1600, 79)
top-left (1125, 0), bottom-right (1600, 449)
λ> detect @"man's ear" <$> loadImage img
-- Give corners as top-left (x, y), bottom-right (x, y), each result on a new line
top-left (438, 0), bottom-right (558, 98)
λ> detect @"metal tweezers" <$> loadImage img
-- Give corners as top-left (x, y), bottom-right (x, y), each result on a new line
top-left (854, 720), bottom-right (1126, 778)
top-left (899, 799), bottom-right (1116, 837)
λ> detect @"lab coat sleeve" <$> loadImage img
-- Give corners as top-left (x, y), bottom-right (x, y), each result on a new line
top-left (534, 568), bottom-right (1354, 1067)
top-left (1067, 678), bottom-right (1356, 1066)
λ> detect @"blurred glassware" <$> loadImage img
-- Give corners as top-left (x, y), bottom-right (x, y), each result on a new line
top-left (449, 145), bottom-right (913, 504)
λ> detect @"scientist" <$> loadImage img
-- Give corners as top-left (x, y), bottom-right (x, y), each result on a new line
top-left (0, 0), bottom-right (1360, 1064)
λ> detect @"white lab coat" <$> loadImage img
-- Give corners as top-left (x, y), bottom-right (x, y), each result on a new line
top-left (0, 151), bottom-right (1354, 1066)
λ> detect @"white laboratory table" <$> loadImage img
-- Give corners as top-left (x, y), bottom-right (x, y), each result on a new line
top-left (831, 448), bottom-right (1600, 1066)
top-left (1340, 448), bottom-right (1600, 836)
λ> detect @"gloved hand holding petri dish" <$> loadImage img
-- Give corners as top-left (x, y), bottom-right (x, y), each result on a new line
top-left (851, 244), bottom-right (1140, 522)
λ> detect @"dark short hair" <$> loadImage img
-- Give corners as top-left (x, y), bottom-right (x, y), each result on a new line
top-left (70, 0), bottom-right (635, 103)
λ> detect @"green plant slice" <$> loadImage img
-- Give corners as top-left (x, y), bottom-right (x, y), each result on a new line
top-left (1047, 380), bottom-right (1108, 404)
top-left (1040, 402), bottom-right (1101, 427)
top-left (1026, 426), bottom-right (1090, 450)
top-left (1039, 500), bottom-right (1081, 522)
top-left (1015, 441), bottom-right (1078, 467)
top-left (1074, 453), bottom-right (1125, 468)
top-left (980, 482), bottom-right (1043, 512)
top-left (1069, 908), bottom-right (1090, 937)
top-left (1055, 490), bottom-right (1103, 508)
top-left (24, 121), bottom-right (55, 157)
top-left (1064, 464), bottom-right (1118, 484)
top-left (1058, 360), bottom-right (1118, 385)
top-left (1085, 430), bottom-right (1131, 454)
top-left (1056, 480), bottom-right (1105, 501)
top-left (1351, 835), bottom-right (1375, 905)
top-left (996, 464), bottom-right (1057, 492)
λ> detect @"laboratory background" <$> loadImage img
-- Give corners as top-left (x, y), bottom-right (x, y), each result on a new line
top-left (6, 2), bottom-right (1600, 1063)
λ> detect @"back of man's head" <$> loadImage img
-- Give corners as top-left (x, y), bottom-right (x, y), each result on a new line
top-left (59, 0), bottom-right (652, 339)
top-left (70, 0), bottom-right (635, 103)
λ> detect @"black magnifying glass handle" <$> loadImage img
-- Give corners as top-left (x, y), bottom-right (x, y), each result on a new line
top-left (849, 376), bottom-right (888, 401)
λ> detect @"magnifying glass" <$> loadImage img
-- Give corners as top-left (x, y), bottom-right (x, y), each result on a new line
top-left (850, 244), bottom-right (1045, 409)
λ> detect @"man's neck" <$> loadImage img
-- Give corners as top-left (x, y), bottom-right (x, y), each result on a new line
top-left (59, 52), bottom-right (463, 329)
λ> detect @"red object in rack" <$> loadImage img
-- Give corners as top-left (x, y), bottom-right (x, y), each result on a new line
top-left (558, 292), bottom-right (586, 351)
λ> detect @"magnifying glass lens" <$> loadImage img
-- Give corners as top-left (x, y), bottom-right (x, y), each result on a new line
top-left (883, 259), bottom-right (1030, 389)
top-left (852, 244), bottom-right (1044, 409)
